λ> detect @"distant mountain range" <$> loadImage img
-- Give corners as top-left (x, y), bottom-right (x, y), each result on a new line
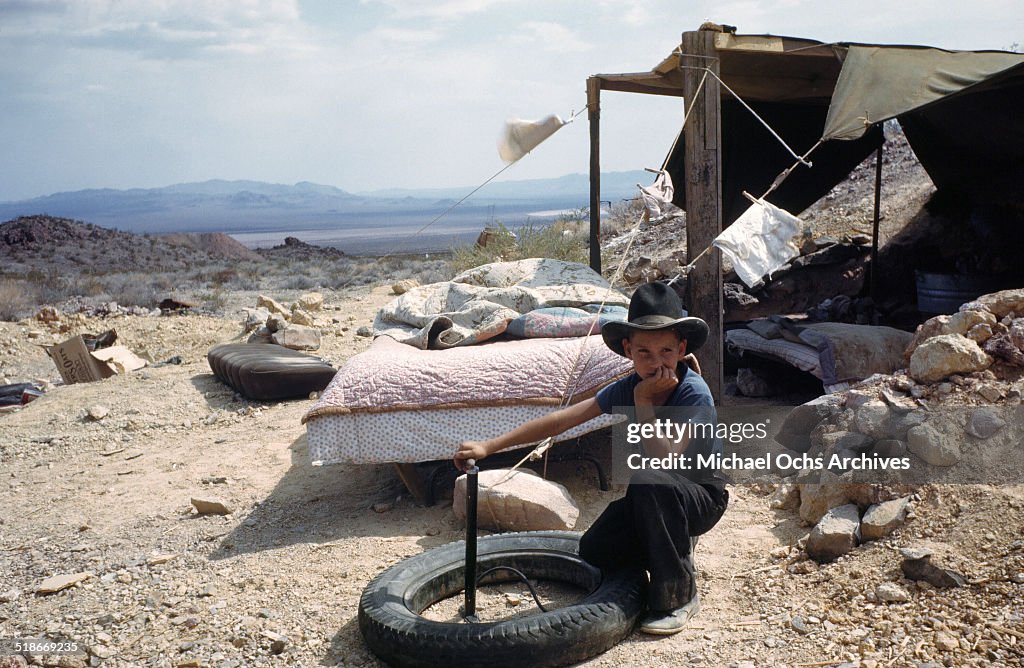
top-left (0, 171), bottom-right (650, 241)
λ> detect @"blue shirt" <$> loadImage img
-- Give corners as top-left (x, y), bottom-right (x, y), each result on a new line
top-left (596, 364), bottom-right (724, 483)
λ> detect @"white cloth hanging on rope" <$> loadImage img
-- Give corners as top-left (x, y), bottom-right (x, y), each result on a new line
top-left (712, 198), bottom-right (809, 288)
top-left (498, 115), bottom-right (568, 163)
top-left (637, 169), bottom-right (684, 222)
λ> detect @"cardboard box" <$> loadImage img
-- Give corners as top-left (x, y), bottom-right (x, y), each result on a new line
top-left (45, 335), bottom-right (117, 384)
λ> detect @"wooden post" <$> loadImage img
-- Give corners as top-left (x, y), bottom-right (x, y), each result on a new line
top-left (681, 31), bottom-right (723, 401)
top-left (587, 77), bottom-right (602, 274)
top-left (870, 144), bottom-right (883, 305)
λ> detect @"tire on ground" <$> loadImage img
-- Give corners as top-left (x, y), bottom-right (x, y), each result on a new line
top-left (358, 530), bottom-right (645, 667)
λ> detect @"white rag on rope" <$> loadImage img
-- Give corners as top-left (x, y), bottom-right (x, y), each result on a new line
top-left (498, 115), bottom-right (568, 163)
top-left (712, 198), bottom-right (809, 288)
top-left (638, 169), bottom-right (684, 221)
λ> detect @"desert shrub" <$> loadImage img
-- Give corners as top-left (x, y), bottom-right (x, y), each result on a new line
top-left (195, 288), bottom-right (228, 311)
top-left (224, 268), bottom-right (262, 291)
top-left (449, 219), bottom-right (587, 275)
top-left (0, 278), bottom-right (38, 321)
top-left (211, 268), bottom-right (238, 287)
top-left (280, 274), bottom-right (317, 290)
top-left (603, 198), bottom-right (645, 237)
top-left (35, 272), bottom-right (83, 304)
top-left (102, 272), bottom-right (160, 307)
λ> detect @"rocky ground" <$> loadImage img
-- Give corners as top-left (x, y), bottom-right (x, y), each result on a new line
top-left (1, 284), bottom-right (1022, 668)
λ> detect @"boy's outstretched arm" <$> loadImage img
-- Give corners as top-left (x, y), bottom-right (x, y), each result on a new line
top-left (454, 397), bottom-right (603, 472)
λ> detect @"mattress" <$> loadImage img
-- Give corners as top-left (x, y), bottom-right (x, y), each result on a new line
top-left (726, 328), bottom-right (849, 393)
top-left (303, 335), bottom-right (632, 465)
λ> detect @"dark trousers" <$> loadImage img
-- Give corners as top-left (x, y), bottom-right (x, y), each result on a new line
top-left (579, 470), bottom-right (728, 612)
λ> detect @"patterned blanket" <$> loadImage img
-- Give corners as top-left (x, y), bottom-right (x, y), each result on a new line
top-left (373, 258), bottom-right (629, 349)
top-left (302, 334), bottom-right (634, 421)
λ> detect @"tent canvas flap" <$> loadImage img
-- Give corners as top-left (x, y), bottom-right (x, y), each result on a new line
top-left (823, 45), bottom-right (1024, 140)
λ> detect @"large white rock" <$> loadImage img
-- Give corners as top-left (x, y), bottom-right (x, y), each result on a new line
top-left (961, 288), bottom-right (1024, 319)
top-left (946, 310), bottom-right (996, 336)
top-left (453, 469), bottom-right (579, 531)
top-left (909, 334), bottom-right (992, 383)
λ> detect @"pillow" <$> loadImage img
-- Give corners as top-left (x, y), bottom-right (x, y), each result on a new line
top-left (506, 307), bottom-right (618, 338)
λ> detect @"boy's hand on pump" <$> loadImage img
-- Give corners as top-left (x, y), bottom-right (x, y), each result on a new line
top-left (454, 441), bottom-right (489, 472)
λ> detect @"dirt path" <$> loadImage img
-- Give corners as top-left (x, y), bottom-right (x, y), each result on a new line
top-left (1, 285), bottom-right (1022, 668)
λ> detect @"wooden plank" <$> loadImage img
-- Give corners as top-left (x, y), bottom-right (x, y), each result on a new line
top-left (392, 463), bottom-right (431, 506)
top-left (681, 30), bottom-right (724, 402)
top-left (587, 77), bottom-right (602, 273)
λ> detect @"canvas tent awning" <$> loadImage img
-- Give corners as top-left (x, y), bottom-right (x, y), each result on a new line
top-left (590, 32), bottom-right (1024, 221)
top-left (823, 45), bottom-right (1024, 140)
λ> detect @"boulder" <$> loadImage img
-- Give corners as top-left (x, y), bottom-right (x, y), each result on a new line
top-left (946, 310), bottom-right (996, 337)
top-left (798, 482), bottom-right (906, 524)
top-left (903, 315), bottom-right (950, 364)
top-left (392, 279), bottom-right (420, 296)
top-left (272, 325), bottom-right (321, 351)
top-left (900, 548), bottom-right (966, 588)
top-left (976, 383), bottom-right (1002, 403)
top-left (775, 395), bottom-right (844, 453)
top-left (873, 439), bottom-right (907, 459)
top-left (966, 407), bottom-right (1006, 439)
top-left (247, 326), bottom-right (273, 344)
top-left (854, 401), bottom-right (925, 440)
top-left (191, 497), bottom-right (232, 516)
top-left (966, 323), bottom-right (994, 343)
top-left (266, 313), bottom-right (289, 333)
top-left (983, 329), bottom-right (1024, 366)
top-left (453, 469), bottom-right (579, 531)
top-left (806, 504), bottom-right (860, 563)
top-left (909, 334), bottom-right (992, 383)
top-left (907, 423), bottom-right (961, 467)
top-left (37, 572), bottom-right (93, 594)
top-left (35, 305), bottom-right (61, 323)
top-left (768, 483), bottom-right (800, 511)
top-left (875, 582), bottom-right (911, 603)
top-left (656, 256), bottom-right (680, 277)
top-left (241, 307), bottom-right (271, 332)
top-left (256, 294), bottom-right (290, 317)
top-left (854, 401), bottom-right (889, 439)
top-left (290, 308), bottom-right (315, 327)
top-left (861, 496), bottom-right (912, 540)
top-left (960, 288), bottom-right (1024, 319)
top-left (820, 430), bottom-right (873, 453)
top-left (296, 292), bottom-right (324, 312)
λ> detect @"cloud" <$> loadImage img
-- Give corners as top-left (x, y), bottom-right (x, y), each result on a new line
top-left (1, 0), bottom-right (309, 60)
top-left (361, 0), bottom-right (508, 21)
top-left (512, 21), bottom-right (591, 54)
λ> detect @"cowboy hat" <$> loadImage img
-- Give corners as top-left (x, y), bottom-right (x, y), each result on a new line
top-left (601, 282), bottom-right (709, 356)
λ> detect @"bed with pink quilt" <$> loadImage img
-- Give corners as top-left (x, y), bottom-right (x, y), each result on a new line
top-left (302, 334), bottom-right (632, 466)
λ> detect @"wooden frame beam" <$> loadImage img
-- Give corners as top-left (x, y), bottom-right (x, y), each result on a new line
top-left (681, 30), bottom-right (724, 401)
top-left (587, 77), bottom-right (602, 274)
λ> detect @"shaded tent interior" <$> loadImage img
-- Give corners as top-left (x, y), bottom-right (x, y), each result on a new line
top-left (586, 29), bottom-right (1024, 398)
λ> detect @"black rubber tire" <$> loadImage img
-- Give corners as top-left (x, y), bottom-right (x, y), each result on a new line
top-left (358, 531), bottom-right (645, 668)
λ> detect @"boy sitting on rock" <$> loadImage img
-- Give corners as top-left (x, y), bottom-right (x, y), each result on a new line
top-left (455, 282), bottom-right (729, 635)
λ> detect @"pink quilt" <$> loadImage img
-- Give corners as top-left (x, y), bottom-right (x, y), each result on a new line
top-left (303, 334), bottom-right (633, 421)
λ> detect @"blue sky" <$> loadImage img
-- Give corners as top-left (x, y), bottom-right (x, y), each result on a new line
top-left (0, 0), bottom-right (1019, 201)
